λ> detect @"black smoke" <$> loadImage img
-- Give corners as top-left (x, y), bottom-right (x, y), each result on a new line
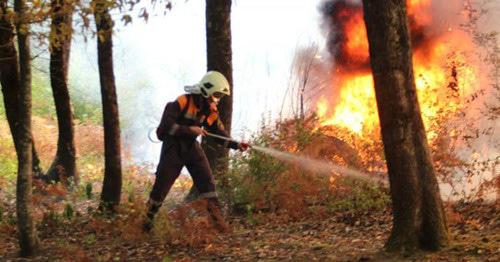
top-left (320, 0), bottom-right (434, 73)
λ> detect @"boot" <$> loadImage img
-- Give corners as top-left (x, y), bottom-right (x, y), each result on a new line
top-left (206, 198), bottom-right (232, 233)
top-left (143, 199), bottom-right (161, 232)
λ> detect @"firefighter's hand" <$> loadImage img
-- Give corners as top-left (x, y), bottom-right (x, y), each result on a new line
top-left (188, 126), bottom-right (207, 137)
top-left (238, 142), bottom-right (250, 152)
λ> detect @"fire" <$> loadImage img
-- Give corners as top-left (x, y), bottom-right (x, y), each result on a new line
top-left (407, 0), bottom-right (432, 26)
top-left (317, 0), bottom-right (479, 138)
top-left (344, 11), bottom-right (369, 65)
top-left (319, 74), bottom-right (376, 134)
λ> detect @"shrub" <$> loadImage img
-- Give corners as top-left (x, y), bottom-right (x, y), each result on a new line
top-left (222, 117), bottom-right (390, 221)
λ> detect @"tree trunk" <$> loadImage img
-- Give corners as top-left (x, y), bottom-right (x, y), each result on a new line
top-left (203, 0), bottom-right (233, 186)
top-left (13, 0), bottom-right (39, 255)
top-left (46, 0), bottom-right (77, 183)
top-left (361, 0), bottom-right (448, 252)
top-left (0, 2), bottom-right (43, 178)
top-left (0, 1), bottom-right (21, 150)
top-left (94, 0), bottom-right (122, 211)
top-left (31, 143), bottom-right (43, 177)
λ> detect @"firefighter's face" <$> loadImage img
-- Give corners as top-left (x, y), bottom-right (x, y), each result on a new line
top-left (209, 92), bottom-right (224, 105)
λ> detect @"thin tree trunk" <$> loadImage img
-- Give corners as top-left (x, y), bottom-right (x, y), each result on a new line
top-left (46, 0), bottom-right (77, 183)
top-left (0, 1), bottom-right (43, 178)
top-left (203, 0), bottom-right (233, 186)
top-left (0, 0), bottom-right (21, 150)
top-left (13, 0), bottom-right (39, 255)
top-left (94, 0), bottom-right (122, 211)
top-left (361, 0), bottom-right (448, 252)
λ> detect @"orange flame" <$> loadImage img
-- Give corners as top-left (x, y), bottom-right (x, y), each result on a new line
top-left (407, 0), bottom-right (432, 26)
top-left (317, 1), bottom-right (478, 138)
top-left (344, 11), bottom-right (369, 65)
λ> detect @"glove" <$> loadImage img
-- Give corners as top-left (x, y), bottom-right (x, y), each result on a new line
top-left (238, 142), bottom-right (250, 151)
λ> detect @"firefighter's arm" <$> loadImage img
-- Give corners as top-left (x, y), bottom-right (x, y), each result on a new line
top-left (205, 118), bottom-right (240, 150)
top-left (156, 100), bottom-right (206, 141)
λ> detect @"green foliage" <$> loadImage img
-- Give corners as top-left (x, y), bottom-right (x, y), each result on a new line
top-left (33, 60), bottom-right (102, 123)
top-left (0, 97), bottom-right (5, 119)
top-left (162, 257), bottom-right (173, 262)
top-left (0, 62), bottom-right (102, 124)
top-left (0, 133), bottom-right (16, 186)
top-left (63, 203), bottom-right (75, 220)
top-left (78, 154), bottom-right (105, 183)
top-left (0, 153), bottom-right (17, 182)
top-left (42, 210), bottom-right (64, 226)
top-left (293, 118), bottom-right (319, 150)
top-left (32, 72), bottom-right (56, 118)
top-left (245, 204), bottom-right (260, 225)
top-left (85, 182), bottom-right (93, 199)
top-left (70, 91), bottom-right (102, 124)
top-left (223, 154), bottom-right (281, 213)
top-left (6, 213), bottom-right (16, 226)
top-left (246, 143), bottom-right (287, 181)
top-left (83, 233), bottom-right (96, 246)
top-left (326, 178), bottom-right (390, 212)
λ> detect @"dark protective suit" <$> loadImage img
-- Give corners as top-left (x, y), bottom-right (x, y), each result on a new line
top-left (147, 94), bottom-right (238, 217)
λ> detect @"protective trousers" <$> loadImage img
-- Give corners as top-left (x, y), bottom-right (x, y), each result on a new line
top-left (147, 140), bottom-right (217, 216)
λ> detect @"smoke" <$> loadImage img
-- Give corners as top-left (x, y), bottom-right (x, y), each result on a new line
top-left (312, 0), bottom-right (499, 199)
top-left (319, 0), bottom-right (468, 72)
top-left (320, 0), bottom-right (368, 71)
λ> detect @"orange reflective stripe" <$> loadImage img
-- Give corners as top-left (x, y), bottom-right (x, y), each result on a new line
top-left (207, 112), bottom-right (218, 126)
top-left (178, 95), bottom-right (200, 120)
top-left (177, 95), bottom-right (188, 111)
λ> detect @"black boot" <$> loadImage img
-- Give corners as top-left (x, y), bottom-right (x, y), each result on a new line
top-left (143, 199), bottom-right (161, 232)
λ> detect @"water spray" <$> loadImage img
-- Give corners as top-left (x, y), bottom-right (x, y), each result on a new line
top-left (206, 132), bottom-right (387, 185)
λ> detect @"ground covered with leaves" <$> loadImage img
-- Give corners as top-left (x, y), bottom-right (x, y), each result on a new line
top-left (1, 113), bottom-right (498, 261)
top-left (1, 179), bottom-right (498, 262)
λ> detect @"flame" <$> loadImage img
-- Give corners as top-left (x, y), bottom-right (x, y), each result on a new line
top-left (344, 11), bottom-right (369, 65)
top-left (316, 97), bottom-right (329, 119)
top-left (407, 0), bottom-right (432, 26)
top-left (319, 74), bottom-right (376, 134)
top-left (317, 1), bottom-right (479, 139)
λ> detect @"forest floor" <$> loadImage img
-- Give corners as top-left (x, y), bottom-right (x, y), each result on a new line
top-left (0, 181), bottom-right (499, 262)
top-left (1, 117), bottom-right (499, 261)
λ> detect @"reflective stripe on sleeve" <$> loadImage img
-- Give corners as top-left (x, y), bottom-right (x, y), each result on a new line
top-left (169, 123), bottom-right (180, 135)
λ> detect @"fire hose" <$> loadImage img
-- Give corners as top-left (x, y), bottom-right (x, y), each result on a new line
top-left (148, 127), bottom-right (249, 148)
top-left (206, 132), bottom-right (251, 151)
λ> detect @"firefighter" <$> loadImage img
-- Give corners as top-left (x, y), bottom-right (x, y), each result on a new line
top-left (144, 71), bottom-right (249, 232)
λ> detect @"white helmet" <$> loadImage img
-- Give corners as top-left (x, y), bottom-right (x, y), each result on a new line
top-left (198, 71), bottom-right (231, 98)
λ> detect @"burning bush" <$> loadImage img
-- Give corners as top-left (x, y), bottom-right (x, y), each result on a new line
top-left (282, 0), bottom-right (499, 201)
top-left (222, 116), bottom-right (390, 221)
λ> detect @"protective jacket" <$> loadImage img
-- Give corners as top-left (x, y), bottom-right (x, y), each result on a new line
top-left (156, 94), bottom-right (238, 150)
